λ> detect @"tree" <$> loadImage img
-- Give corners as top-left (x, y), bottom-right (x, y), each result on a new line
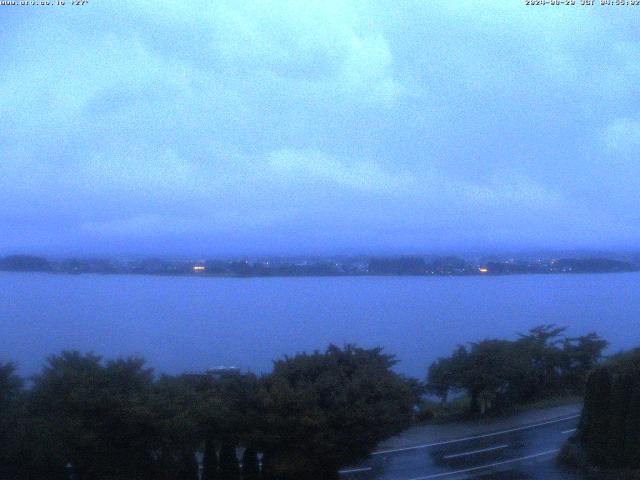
top-left (259, 345), bottom-right (415, 479)
top-left (624, 378), bottom-right (640, 468)
top-left (561, 333), bottom-right (608, 393)
top-left (368, 257), bottom-right (427, 275)
top-left (605, 370), bottom-right (635, 466)
top-left (0, 254), bottom-right (51, 272)
top-left (241, 447), bottom-right (260, 480)
top-left (578, 348), bottom-right (640, 469)
top-left (0, 362), bottom-right (24, 479)
top-left (151, 374), bottom-right (203, 480)
top-left (0, 362), bottom-right (22, 406)
top-left (25, 352), bottom-right (159, 480)
top-left (463, 340), bottom-right (530, 414)
top-left (426, 356), bottom-right (457, 405)
top-left (515, 325), bottom-right (566, 399)
top-left (176, 450), bottom-right (199, 480)
top-left (1, 346), bottom-right (419, 479)
top-left (580, 367), bottom-right (613, 466)
top-left (428, 340), bottom-right (530, 415)
top-left (218, 441), bottom-right (240, 480)
top-left (194, 370), bottom-right (262, 479)
top-left (428, 326), bottom-right (609, 417)
top-left (201, 436), bottom-right (219, 480)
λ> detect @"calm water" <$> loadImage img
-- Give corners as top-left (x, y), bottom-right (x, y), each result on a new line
top-left (1, 272), bottom-right (639, 378)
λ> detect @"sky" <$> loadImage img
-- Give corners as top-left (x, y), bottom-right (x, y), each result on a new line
top-left (2, 0), bottom-right (640, 257)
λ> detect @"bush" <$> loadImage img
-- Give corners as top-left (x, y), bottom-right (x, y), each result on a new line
top-left (577, 348), bottom-right (640, 470)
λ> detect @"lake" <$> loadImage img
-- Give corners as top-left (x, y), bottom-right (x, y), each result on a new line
top-left (1, 271), bottom-right (639, 378)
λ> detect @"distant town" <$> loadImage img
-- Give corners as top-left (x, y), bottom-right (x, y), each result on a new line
top-left (0, 254), bottom-right (638, 277)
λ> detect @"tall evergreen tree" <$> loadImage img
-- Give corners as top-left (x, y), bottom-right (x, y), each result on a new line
top-left (578, 349), bottom-right (640, 470)
top-left (623, 376), bottom-right (640, 468)
top-left (606, 371), bottom-right (635, 466)
top-left (581, 367), bottom-right (613, 466)
top-left (0, 362), bottom-right (23, 480)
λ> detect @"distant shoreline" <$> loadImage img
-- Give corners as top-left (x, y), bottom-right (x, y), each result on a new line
top-left (0, 255), bottom-right (640, 278)
top-left (2, 268), bottom-right (638, 279)
top-left (1, 254), bottom-right (638, 279)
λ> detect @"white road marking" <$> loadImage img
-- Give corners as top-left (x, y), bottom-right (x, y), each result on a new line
top-left (406, 449), bottom-right (560, 480)
top-left (442, 444), bottom-right (509, 460)
top-left (562, 428), bottom-right (577, 434)
top-left (372, 414), bottom-right (580, 455)
top-left (338, 467), bottom-right (373, 474)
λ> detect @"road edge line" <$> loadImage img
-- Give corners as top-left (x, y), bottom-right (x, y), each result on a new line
top-left (372, 414), bottom-right (580, 455)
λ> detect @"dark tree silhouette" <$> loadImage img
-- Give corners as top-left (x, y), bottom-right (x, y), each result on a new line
top-left (202, 437), bottom-right (219, 480)
top-left (578, 349), bottom-right (640, 470)
top-left (218, 440), bottom-right (240, 480)
top-left (259, 344), bottom-right (415, 479)
top-left (241, 447), bottom-right (260, 480)
top-left (427, 326), bottom-right (608, 416)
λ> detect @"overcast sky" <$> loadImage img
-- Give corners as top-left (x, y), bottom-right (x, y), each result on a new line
top-left (2, 1), bottom-right (640, 257)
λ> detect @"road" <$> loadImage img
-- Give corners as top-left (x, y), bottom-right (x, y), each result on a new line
top-left (339, 414), bottom-right (582, 479)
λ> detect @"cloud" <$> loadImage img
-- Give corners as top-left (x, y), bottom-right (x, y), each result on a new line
top-left (604, 118), bottom-right (640, 152)
top-left (81, 214), bottom-right (203, 238)
top-left (103, 0), bottom-right (402, 103)
top-left (1, 1), bottom-right (640, 254)
top-left (268, 148), bottom-right (412, 193)
top-left (465, 174), bottom-right (564, 212)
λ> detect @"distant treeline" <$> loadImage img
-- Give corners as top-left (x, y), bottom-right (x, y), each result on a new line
top-left (1, 254), bottom-right (638, 277)
top-left (0, 345), bottom-right (418, 480)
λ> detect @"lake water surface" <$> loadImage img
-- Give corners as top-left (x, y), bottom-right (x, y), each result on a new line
top-left (1, 272), bottom-right (639, 378)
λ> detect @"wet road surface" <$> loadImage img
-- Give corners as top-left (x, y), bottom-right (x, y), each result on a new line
top-left (339, 415), bottom-right (582, 480)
